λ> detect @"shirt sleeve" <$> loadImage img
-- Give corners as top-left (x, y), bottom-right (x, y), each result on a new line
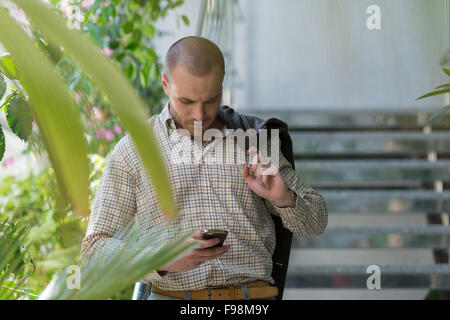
top-left (263, 146), bottom-right (328, 238)
top-left (80, 140), bottom-right (166, 283)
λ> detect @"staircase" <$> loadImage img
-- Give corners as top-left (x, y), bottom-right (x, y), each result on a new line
top-left (254, 108), bottom-right (450, 300)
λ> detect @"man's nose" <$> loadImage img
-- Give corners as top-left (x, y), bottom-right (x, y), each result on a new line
top-left (193, 105), bottom-right (206, 122)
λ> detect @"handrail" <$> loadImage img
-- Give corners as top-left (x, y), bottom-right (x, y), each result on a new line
top-left (195, 0), bottom-right (207, 36)
top-left (194, 0), bottom-right (239, 107)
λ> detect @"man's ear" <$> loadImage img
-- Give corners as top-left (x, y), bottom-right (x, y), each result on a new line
top-left (161, 72), bottom-right (169, 95)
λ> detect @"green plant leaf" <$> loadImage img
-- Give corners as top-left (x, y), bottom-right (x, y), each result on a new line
top-left (0, 220), bottom-right (29, 284)
top-left (6, 95), bottom-right (33, 142)
top-left (108, 40), bottom-right (119, 50)
top-left (0, 54), bottom-right (18, 80)
top-left (425, 105), bottom-right (450, 123)
top-left (115, 52), bottom-right (126, 62)
top-left (0, 220), bottom-right (36, 300)
top-left (125, 62), bottom-right (134, 78)
top-left (417, 88), bottom-right (450, 100)
top-left (0, 7), bottom-right (90, 217)
top-left (443, 68), bottom-right (450, 77)
top-left (140, 68), bottom-right (149, 88)
top-left (0, 92), bottom-right (15, 110)
top-left (0, 73), bottom-right (5, 100)
top-left (123, 20), bottom-right (133, 34)
top-left (0, 123), bottom-right (4, 162)
top-left (39, 227), bottom-right (198, 300)
top-left (12, 0), bottom-right (177, 220)
top-left (181, 15), bottom-right (190, 26)
top-left (434, 83), bottom-right (450, 90)
top-left (143, 24), bottom-right (155, 38)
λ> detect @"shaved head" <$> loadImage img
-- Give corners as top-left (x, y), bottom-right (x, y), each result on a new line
top-left (164, 36), bottom-right (225, 81)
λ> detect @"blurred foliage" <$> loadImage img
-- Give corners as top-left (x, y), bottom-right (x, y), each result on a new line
top-left (0, 220), bottom-right (35, 300)
top-left (0, 0), bottom-right (190, 300)
top-left (0, 159), bottom-right (198, 300)
top-left (39, 227), bottom-right (196, 300)
top-left (1, 0), bottom-right (189, 160)
top-left (417, 67), bottom-right (450, 123)
top-left (50, 0), bottom-right (188, 156)
top-left (0, 154), bottom-right (107, 299)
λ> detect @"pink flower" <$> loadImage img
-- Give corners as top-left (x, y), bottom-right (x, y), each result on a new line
top-left (113, 124), bottom-right (122, 134)
top-left (15, 8), bottom-right (24, 16)
top-left (95, 128), bottom-right (104, 139)
top-left (101, 46), bottom-right (114, 58)
top-left (103, 1), bottom-right (110, 7)
top-left (95, 128), bottom-right (115, 141)
top-left (92, 106), bottom-right (103, 120)
top-left (60, 2), bottom-right (72, 16)
top-left (104, 129), bottom-right (115, 141)
top-left (81, 0), bottom-right (95, 10)
top-left (122, 34), bottom-right (131, 42)
top-left (75, 92), bottom-right (81, 103)
top-left (2, 157), bottom-right (14, 168)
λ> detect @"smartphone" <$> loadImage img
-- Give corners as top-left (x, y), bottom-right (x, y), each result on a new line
top-left (201, 229), bottom-right (228, 247)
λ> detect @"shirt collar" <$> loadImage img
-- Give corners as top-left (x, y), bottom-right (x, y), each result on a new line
top-left (159, 102), bottom-right (176, 131)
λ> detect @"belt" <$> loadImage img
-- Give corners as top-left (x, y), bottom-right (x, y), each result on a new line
top-left (151, 281), bottom-right (279, 300)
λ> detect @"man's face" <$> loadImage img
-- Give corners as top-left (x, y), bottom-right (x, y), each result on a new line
top-left (161, 66), bottom-right (223, 137)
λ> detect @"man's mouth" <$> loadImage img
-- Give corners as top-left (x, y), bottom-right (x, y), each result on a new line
top-left (192, 122), bottom-right (209, 127)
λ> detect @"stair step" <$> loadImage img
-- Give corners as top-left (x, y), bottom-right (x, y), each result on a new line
top-left (293, 225), bottom-right (450, 248)
top-left (283, 288), bottom-right (429, 300)
top-left (321, 190), bottom-right (450, 214)
top-left (286, 264), bottom-right (450, 289)
top-left (256, 109), bottom-right (450, 130)
top-left (289, 248), bottom-right (434, 265)
top-left (290, 131), bottom-right (450, 155)
top-left (296, 159), bottom-right (450, 184)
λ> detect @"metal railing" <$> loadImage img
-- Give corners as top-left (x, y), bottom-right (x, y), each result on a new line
top-left (195, 0), bottom-right (240, 107)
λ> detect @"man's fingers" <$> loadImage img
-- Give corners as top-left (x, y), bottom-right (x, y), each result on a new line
top-left (197, 238), bottom-right (221, 249)
top-left (192, 230), bottom-right (204, 240)
top-left (248, 147), bottom-right (273, 180)
top-left (196, 244), bottom-right (230, 260)
top-left (262, 174), bottom-right (268, 185)
top-left (190, 230), bottom-right (221, 249)
top-left (247, 147), bottom-right (258, 176)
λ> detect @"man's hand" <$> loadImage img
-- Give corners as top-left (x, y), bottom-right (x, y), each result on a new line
top-left (242, 146), bottom-right (297, 208)
top-left (158, 230), bottom-right (230, 273)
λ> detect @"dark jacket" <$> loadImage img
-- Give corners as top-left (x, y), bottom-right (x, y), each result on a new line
top-left (217, 105), bottom-right (294, 300)
top-left (218, 105), bottom-right (295, 170)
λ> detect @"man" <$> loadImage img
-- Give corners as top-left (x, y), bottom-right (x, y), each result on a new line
top-left (81, 36), bottom-right (328, 300)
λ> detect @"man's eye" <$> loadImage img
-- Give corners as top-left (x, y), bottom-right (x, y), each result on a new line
top-left (182, 100), bottom-right (192, 104)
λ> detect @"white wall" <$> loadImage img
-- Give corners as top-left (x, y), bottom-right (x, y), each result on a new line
top-left (153, 0), bottom-right (450, 112)
top-left (151, 0), bottom-right (201, 66)
top-left (235, 0), bottom-right (450, 111)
